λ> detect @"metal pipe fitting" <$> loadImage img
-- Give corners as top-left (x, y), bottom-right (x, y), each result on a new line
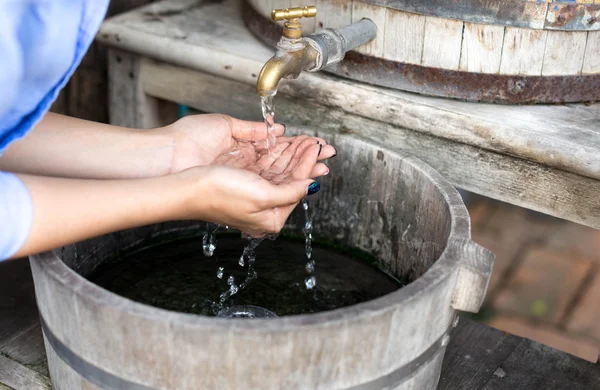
top-left (256, 18), bottom-right (377, 96)
top-left (305, 18), bottom-right (377, 72)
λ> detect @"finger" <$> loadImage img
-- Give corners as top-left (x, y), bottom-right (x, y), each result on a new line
top-left (266, 135), bottom-right (312, 176)
top-left (276, 135), bottom-right (327, 145)
top-left (264, 179), bottom-right (315, 207)
top-left (310, 162), bottom-right (329, 178)
top-left (276, 137), bottom-right (334, 161)
top-left (224, 115), bottom-right (285, 141)
top-left (252, 141), bottom-right (290, 174)
top-left (285, 143), bottom-right (321, 180)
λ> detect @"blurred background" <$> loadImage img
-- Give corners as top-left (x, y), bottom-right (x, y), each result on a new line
top-left (48, 0), bottom-right (600, 364)
top-left (464, 193), bottom-right (600, 363)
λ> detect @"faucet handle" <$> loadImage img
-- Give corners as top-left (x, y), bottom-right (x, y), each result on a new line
top-left (271, 6), bottom-right (317, 22)
top-left (271, 6), bottom-right (317, 39)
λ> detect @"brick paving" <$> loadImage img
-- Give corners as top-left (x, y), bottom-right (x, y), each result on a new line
top-left (466, 194), bottom-right (600, 363)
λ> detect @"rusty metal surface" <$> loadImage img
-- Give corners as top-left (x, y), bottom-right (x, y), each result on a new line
top-left (329, 52), bottom-right (600, 104)
top-left (545, 4), bottom-right (600, 31)
top-left (243, 1), bottom-right (600, 104)
top-left (350, 0), bottom-right (600, 30)
top-left (370, 0), bottom-right (548, 29)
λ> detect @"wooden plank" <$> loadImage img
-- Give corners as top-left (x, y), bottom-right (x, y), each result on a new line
top-left (499, 27), bottom-right (547, 75)
top-left (542, 30), bottom-right (588, 76)
top-left (141, 58), bottom-right (263, 120)
top-left (382, 8), bottom-right (426, 64)
top-left (439, 317), bottom-right (523, 389)
top-left (421, 16), bottom-right (464, 70)
top-left (582, 31), bottom-right (600, 74)
top-left (459, 23), bottom-right (504, 74)
top-left (0, 355), bottom-right (50, 390)
top-left (481, 338), bottom-right (600, 389)
top-left (141, 61), bottom-right (600, 230)
top-left (1, 324), bottom-right (47, 369)
top-left (351, 0), bottom-right (386, 57)
top-left (489, 316), bottom-right (600, 363)
top-left (315, 0), bottom-right (352, 30)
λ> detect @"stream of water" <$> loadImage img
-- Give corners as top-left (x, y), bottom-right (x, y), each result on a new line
top-left (261, 95), bottom-right (277, 153)
top-left (198, 96), bottom-right (317, 315)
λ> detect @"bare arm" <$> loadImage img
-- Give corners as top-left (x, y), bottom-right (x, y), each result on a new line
top-left (12, 172), bottom-right (186, 257)
top-left (11, 164), bottom-right (316, 259)
top-left (0, 113), bottom-right (174, 179)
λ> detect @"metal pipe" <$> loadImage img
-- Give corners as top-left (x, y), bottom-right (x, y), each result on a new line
top-left (305, 18), bottom-right (377, 72)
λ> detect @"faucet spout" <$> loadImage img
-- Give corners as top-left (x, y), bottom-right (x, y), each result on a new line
top-left (256, 42), bottom-right (317, 97)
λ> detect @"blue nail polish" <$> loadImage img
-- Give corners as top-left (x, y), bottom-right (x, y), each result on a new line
top-left (307, 182), bottom-right (320, 196)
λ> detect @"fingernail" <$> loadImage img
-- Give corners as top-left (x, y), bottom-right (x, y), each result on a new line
top-left (282, 124), bottom-right (287, 133)
top-left (324, 169), bottom-right (329, 176)
top-left (331, 147), bottom-right (337, 157)
top-left (318, 144), bottom-right (323, 156)
top-left (307, 181), bottom-right (320, 196)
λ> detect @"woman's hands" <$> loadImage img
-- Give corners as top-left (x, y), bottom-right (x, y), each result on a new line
top-left (178, 137), bottom-right (324, 235)
top-left (13, 145), bottom-right (322, 257)
top-left (165, 114), bottom-right (336, 178)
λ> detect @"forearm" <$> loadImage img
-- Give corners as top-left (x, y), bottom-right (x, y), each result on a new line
top-left (11, 173), bottom-right (193, 258)
top-left (0, 113), bottom-right (175, 179)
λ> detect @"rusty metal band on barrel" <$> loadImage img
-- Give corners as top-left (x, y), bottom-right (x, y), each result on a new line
top-left (40, 313), bottom-right (456, 389)
top-left (242, 1), bottom-right (600, 104)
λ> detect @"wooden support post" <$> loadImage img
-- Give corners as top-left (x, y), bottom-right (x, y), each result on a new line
top-left (108, 49), bottom-right (178, 129)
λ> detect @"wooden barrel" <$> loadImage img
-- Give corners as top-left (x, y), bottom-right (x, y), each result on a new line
top-left (244, 0), bottom-right (600, 103)
top-left (30, 131), bottom-right (494, 390)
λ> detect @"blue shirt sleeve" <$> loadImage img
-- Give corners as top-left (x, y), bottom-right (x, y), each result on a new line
top-left (0, 172), bottom-right (33, 260)
top-left (0, 0), bottom-right (109, 154)
top-left (0, 0), bottom-right (109, 259)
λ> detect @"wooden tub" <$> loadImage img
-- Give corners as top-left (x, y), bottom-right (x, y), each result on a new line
top-left (30, 132), bottom-right (494, 390)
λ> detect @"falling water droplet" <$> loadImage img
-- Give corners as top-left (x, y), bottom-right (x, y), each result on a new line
top-left (305, 276), bottom-right (316, 290)
top-left (202, 224), bottom-right (219, 257)
top-left (305, 260), bottom-right (315, 273)
top-left (302, 199), bottom-right (316, 289)
top-left (216, 267), bottom-right (224, 279)
top-left (239, 255), bottom-right (245, 267)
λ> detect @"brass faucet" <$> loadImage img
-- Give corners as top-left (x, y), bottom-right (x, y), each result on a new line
top-left (256, 6), bottom-right (319, 97)
top-left (255, 6), bottom-right (377, 96)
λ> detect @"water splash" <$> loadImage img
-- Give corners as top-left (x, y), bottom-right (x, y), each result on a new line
top-left (238, 238), bottom-right (263, 290)
top-left (216, 267), bottom-right (224, 279)
top-left (260, 95), bottom-right (277, 154)
top-left (217, 275), bottom-right (239, 306)
top-left (212, 237), bottom-right (265, 314)
top-left (302, 199), bottom-right (316, 289)
top-left (202, 224), bottom-right (220, 257)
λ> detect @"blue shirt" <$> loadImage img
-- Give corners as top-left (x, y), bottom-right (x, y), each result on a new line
top-left (0, 0), bottom-right (109, 260)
